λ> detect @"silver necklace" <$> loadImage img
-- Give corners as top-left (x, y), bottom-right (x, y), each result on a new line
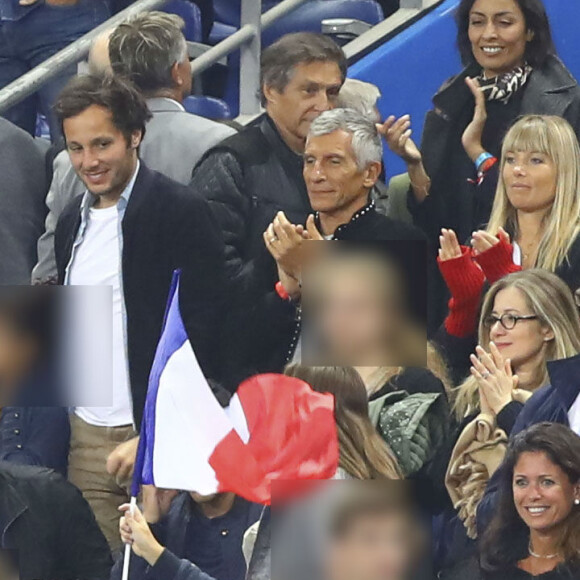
top-left (528, 542), bottom-right (560, 559)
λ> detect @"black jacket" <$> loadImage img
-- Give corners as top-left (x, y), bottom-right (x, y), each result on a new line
top-left (410, 55), bottom-right (580, 329)
top-left (411, 54), bottom-right (580, 244)
top-left (55, 163), bottom-right (226, 428)
top-left (190, 114), bottom-right (312, 389)
top-left (0, 461), bottom-right (112, 580)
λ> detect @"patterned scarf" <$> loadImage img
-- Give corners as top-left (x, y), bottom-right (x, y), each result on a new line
top-left (476, 64), bottom-right (533, 104)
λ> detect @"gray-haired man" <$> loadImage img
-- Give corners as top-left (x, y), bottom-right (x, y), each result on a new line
top-left (191, 33), bottom-right (346, 388)
top-left (263, 108), bottom-right (426, 366)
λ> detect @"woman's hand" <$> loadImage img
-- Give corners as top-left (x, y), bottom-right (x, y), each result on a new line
top-left (470, 343), bottom-right (518, 415)
top-left (461, 77), bottom-right (488, 163)
top-left (379, 115), bottom-right (422, 165)
top-left (471, 227), bottom-right (510, 256)
top-left (438, 228), bottom-right (462, 261)
top-left (119, 503), bottom-right (165, 566)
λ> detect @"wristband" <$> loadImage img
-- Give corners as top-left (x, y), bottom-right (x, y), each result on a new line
top-left (275, 281), bottom-right (290, 301)
top-left (475, 152), bottom-right (494, 171)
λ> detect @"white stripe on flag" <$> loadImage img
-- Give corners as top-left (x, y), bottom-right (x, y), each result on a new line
top-left (225, 394), bottom-right (250, 444)
top-left (152, 340), bottom-right (232, 494)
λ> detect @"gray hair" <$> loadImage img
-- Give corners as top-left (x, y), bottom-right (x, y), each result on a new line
top-left (308, 108), bottom-right (383, 170)
top-left (337, 79), bottom-right (382, 123)
top-left (260, 32), bottom-right (347, 106)
top-left (108, 12), bottom-right (188, 94)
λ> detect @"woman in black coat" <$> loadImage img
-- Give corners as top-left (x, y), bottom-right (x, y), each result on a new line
top-left (382, 0), bottom-right (580, 327)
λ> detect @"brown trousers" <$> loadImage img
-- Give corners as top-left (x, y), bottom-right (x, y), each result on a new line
top-left (68, 413), bottom-right (137, 553)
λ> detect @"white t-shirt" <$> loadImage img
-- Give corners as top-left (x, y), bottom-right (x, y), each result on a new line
top-left (568, 393), bottom-right (580, 435)
top-left (68, 204), bottom-right (133, 427)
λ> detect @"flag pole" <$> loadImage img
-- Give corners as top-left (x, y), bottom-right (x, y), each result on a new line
top-left (121, 496), bottom-right (137, 580)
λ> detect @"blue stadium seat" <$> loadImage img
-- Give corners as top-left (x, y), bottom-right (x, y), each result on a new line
top-left (183, 95), bottom-right (232, 120)
top-left (164, 0), bottom-right (203, 42)
top-left (35, 114), bottom-right (51, 141)
top-left (221, 0), bottom-right (384, 116)
top-left (211, 0), bottom-right (383, 45)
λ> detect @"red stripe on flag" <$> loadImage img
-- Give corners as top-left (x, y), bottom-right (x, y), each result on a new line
top-left (209, 374), bottom-right (339, 505)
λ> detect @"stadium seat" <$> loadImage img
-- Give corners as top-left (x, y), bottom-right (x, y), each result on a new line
top-left (183, 95), bottom-right (232, 120)
top-left (164, 0), bottom-right (203, 42)
top-left (220, 0), bottom-right (384, 116)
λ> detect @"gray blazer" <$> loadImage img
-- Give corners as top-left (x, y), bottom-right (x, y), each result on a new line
top-left (32, 97), bottom-right (236, 283)
top-left (0, 118), bottom-right (47, 284)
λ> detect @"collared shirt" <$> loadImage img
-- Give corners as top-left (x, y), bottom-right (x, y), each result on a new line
top-left (569, 393), bottom-right (580, 434)
top-left (65, 162), bottom-right (140, 427)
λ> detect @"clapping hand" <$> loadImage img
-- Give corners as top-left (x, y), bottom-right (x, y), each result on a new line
top-left (379, 115), bottom-right (422, 165)
top-left (471, 227), bottom-right (510, 256)
top-left (470, 343), bottom-right (518, 416)
top-left (461, 77), bottom-right (488, 163)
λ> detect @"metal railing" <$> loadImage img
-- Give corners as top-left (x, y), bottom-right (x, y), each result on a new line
top-left (0, 0), bottom-right (441, 121)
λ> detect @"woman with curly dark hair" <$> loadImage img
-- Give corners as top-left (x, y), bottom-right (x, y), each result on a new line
top-left (478, 422), bottom-right (580, 579)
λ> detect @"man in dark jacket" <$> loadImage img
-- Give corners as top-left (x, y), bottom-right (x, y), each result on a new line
top-left (53, 73), bottom-right (225, 550)
top-left (261, 108), bottom-right (426, 371)
top-left (190, 32), bottom-right (346, 389)
top-left (0, 460), bottom-right (112, 580)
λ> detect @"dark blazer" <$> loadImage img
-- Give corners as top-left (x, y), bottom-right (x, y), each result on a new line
top-left (0, 461), bottom-right (112, 580)
top-left (0, 407), bottom-right (70, 477)
top-left (55, 163), bottom-right (226, 428)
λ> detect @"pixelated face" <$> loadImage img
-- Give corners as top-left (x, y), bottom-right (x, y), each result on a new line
top-left (513, 451), bottom-right (579, 534)
top-left (264, 60), bottom-right (343, 150)
top-left (468, 0), bottom-right (531, 77)
top-left (63, 104), bottom-right (140, 206)
top-left (327, 512), bottom-right (415, 580)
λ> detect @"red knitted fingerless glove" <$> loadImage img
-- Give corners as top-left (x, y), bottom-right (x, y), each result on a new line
top-left (438, 246), bottom-right (485, 337)
top-left (474, 237), bottom-right (522, 284)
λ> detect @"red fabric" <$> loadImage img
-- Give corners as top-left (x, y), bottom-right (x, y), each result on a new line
top-left (209, 374), bottom-right (339, 505)
top-left (438, 247), bottom-right (485, 337)
top-left (474, 237), bottom-right (522, 284)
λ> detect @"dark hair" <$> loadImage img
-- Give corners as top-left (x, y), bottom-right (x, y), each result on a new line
top-left (480, 422), bottom-right (580, 574)
top-left (283, 364), bottom-right (402, 479)
top-left (456, 0), bottom-right (555, 68)
top-left (54, 74), bottom-right (152, 145)
top-left (260, 32), bottom-right (347, 106)
top-left (109, 12), bottom-right (188, 94)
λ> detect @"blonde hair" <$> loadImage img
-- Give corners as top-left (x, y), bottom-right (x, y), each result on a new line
top-left (453, 269), bottom-right (580, 420)
top-left (486, 115), bottom-right (580, 273)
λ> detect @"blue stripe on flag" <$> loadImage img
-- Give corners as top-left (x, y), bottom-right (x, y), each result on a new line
top-left (131, 269), bottom-right (186, 496)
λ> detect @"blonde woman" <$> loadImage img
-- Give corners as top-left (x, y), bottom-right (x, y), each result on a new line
top-left (444, 270), bottom-right (580, 538)
top-left (435, 114), bottom-right (580, 378)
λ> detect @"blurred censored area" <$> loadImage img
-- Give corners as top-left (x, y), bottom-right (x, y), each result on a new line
top-left (271, 480), bottom-right (429, 580)
top-left (301, 241), bottom-right (427, 367)
top-left (0, 285), bottom-right (112, 408)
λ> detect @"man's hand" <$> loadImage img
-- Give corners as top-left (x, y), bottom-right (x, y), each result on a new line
top-left (119, 503), bottom-right (165, 566)
top-left (461, 77), bottom-right (487, 163)
top-left (379, 115), bottom-right (422, 165)
top-left (263, 211), bottom-right (307, 278)
top-left (142, 485), bottom-right (179, 524)
top-left (106, 436), bottom-right (139, 485)
top-left (303, 215), bottom-right (324, 241)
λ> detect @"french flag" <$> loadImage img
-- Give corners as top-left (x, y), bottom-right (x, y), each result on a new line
top-left (131, 270), bottom-right (339, 505)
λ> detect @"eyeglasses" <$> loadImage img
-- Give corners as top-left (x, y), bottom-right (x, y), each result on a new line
top-left (483, 313), bottom-right (539, 330)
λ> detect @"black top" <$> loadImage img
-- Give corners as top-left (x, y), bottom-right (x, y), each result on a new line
top-left (484, 564), bottom-right (580, 580)
top-left (0, 461), bottom-right (112, 580)
top-left (368, 367), bottom-right (447, 401)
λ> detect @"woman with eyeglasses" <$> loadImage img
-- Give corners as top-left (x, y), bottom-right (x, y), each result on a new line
top-left (433, 270), bottom-right (580, 568)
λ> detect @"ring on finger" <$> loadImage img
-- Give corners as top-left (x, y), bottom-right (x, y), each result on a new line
top-left (481, 371), bottom-right (491, 379)
top-left (270, 236), bottom-right (278, 244)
